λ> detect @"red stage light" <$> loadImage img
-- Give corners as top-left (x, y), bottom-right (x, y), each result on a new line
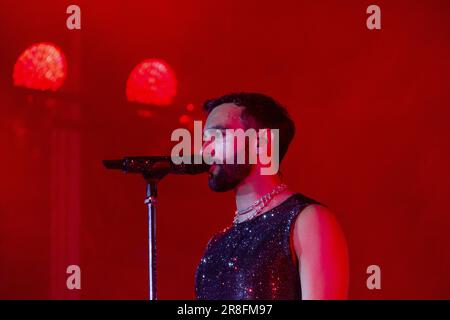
top-left (13, 42), bottom-right (67, 91)
top-left (179, 114), bottom-right (192, 125)
top-left (179, 114), bottom-right (195, 130)
top-left (186, 103), bottom-right (195, 112)
top-left (126, 59), bottom-right (177, 106)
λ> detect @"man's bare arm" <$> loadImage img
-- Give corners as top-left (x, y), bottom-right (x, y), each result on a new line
top-left (293, 204), bottom-right (349, 299)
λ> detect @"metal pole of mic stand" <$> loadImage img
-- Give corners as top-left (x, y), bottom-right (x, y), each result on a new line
top-left (144, 179), bottom-right (158, 300)
top-left (103, 158), bottom-right (176, 300)
top-left (102, 157), bottom-right (207, 300)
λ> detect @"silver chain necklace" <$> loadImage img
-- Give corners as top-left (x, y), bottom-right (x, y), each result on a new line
top-left (233, 183), bottom-right (288, 225)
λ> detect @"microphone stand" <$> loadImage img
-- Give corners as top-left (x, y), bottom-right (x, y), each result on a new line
top-left (103, 156), bottom-right (207, 300)
top-left (144, 178), bottom-right (158, 300)
top-left (142, 170), bottom-right (168, 301)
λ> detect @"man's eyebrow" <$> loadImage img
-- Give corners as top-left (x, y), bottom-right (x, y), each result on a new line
top-left (205, 125), bottom-right (227, 130)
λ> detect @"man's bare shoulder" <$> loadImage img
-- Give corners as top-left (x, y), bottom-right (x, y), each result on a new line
top-left (292, 204), bottom-right (347, 257)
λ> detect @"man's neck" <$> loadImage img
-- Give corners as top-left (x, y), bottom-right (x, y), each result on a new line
top-left (234, 167), bottom-right (285, 212)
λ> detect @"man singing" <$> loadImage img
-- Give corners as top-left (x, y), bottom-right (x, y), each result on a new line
top-left (195, 93), bottom-right (349, 300)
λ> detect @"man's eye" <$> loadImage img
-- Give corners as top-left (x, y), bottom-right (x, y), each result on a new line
top-left (203, 129), bottom-right (226, 139)
top-left (216, 129), bottom-right (226, 135)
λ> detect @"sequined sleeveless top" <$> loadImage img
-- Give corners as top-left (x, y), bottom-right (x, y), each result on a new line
top-left (195, 193), bottom-right (319, 300)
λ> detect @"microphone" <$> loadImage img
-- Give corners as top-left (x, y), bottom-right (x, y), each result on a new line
top-left (102, 155), bottom-right (209, 176)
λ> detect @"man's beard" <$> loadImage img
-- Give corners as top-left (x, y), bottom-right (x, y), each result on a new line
top-left (208, 163), bottom-right (252, 192)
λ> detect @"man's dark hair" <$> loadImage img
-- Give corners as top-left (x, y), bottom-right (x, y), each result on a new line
top-left (203, 92), bottom-right (295, 162)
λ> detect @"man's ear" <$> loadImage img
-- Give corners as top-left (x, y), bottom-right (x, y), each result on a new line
top-left (257, 129), bottom-right (269, 154)
top-left (258, 129), bottom-right (280, 175)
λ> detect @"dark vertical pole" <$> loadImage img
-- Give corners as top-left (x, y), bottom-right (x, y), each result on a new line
top-left (144, 181), bottom-right (158, 300)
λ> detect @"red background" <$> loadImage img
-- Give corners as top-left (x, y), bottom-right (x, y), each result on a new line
top-left (1, 0), bottom-right (450, 299)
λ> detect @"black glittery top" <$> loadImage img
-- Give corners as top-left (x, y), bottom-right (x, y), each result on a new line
top-left (195, 193), bottom-right (319, 300)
